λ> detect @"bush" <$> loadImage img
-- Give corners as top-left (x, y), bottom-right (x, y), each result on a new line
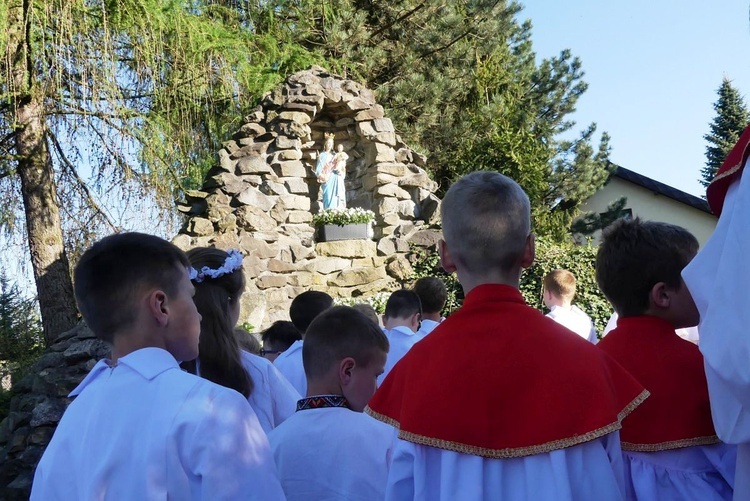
top-left (408, 238), bottom-right (612, 334)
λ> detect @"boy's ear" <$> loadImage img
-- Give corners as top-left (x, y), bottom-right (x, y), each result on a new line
top-left (438, 239), bottom-right (457, 274)
top-left (649, 282), bottom-right (671, 309)
top-left (146, 289), bottom-right (170, 327)
top-left (520, 233), bottom-right (536, 269)
top-left (338, 357), bottom-right (356, 387)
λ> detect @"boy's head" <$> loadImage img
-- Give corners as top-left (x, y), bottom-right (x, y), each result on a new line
top-left (352, 303), bottom-right (381, 327)
top-left (543, 269), bottom-right (576, 308)
top-left (234, 327), bottom-right (261, 355)
top-left (260, 320), bottom-right (302, 362)
top-left (412, 277), bottom-right (447, 315)
top-left (440, 171), bottom-right (534, 281)
top-left (303, 306), bottom-right (389, 412)
top-left (383, 290), bottom-right (422, 332)
top-left (596, 218), bottom-right (700, 328)
top-left (73, 232), bottom-right (201, 361)
top-left (290, 291), bottom-right (334, 335)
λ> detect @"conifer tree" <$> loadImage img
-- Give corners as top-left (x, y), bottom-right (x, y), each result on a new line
top-left (702, 78), bottom-right (749, 188)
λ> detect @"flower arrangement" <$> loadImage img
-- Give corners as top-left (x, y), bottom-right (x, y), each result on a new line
top-left (334, 292), bottom-right (390, 314)
top-left (313, 207), bottom-right (375, 227)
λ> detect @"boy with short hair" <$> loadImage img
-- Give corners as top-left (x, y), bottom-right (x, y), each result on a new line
top-left (268, 306), bottom-right (393, 500)
top-left (412, 276), bottom-right (447, 339)
top-left (261, 320), bottom-right (302, 362)
top-left (542, 269), bottom-right (598, 343)
top-left (274, 290), bottom-right (333, 396)
top-left (31, 233), bottom-right (284, 500)
top-left (379, 289), bottom-right (422, 384)
top-left (596, 218), bottom-right (735, 499)
top-left (367, 171), bottom-right (648, 500)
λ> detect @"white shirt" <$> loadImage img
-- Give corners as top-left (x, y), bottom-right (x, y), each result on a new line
top-left (241, 350), bottom-right (301, 433)
top-left (683, 171), bottom-right (750, 500)
top-left (31, 347), bottom-right (284, 501)
top-left (273, 339), bottom-right (307, 396)
top-left (622, 445), bottom-right (736, 501)
top-left (380, 326), bottom-right (419, 385)
top-left (385, 433), bottom-right (627, 500)
top-left (416, 318), bottom-right (443, 340)
top-left (269, 406), bottom-right (394, 500)
top-left (603, 312), bottom-right (699, 343)
top-left (546, 305), bottom-right (598, 343)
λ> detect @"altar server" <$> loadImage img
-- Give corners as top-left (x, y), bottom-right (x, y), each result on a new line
top-left (413, 277), bottom-right (447, 339)
top-left (379, 289), bottom-right (422, 384)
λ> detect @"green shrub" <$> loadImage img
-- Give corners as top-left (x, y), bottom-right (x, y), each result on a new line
top-left (408, 238), bottom-right (612, 334)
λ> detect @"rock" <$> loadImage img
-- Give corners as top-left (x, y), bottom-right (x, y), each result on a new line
top-left (420, 194), bottom-right (441, 224)
top-left (375, 162), bottom-right (407, 177)
top-left (409, 229), bottom-right (443, 248)
top-left (206, 172), bottom-right (245, 195)
top-left (270, 199), bottom-right (290, 224)
top-left (275, 136), bottom-right (302, 149)
top-left (363, 173), bottom-right (400, 192)
top-left (375, 197), bottom-right (399, 215)
top-left (277, 149), bottom-right (303, 161)
top-left (277, 111), bottom-right (312, 124)
top-left (386, 256), bottom-right (413, 280)
top-left (374, 184), bottom-right (412, 200)
top-left (372, 118), bottom-right (395, 132)
top-left (241, 253), bottom-right (264, 278)
top-left (282, 178), bottom-right (310, 194)
top-left (238, 122), bottom-right (267, 137)
top-left (354, 105), bottom-right (385, 121)
top-left (397, 200), bottom-right (417, 219)
top-left (239, 291), bottom-right (267, 331)
top-left (244, 110), bottom-right (265, 123)
top-left (315, 240), bottom-right (377, 259)
top-left (376, 238), bottom-right (396, 256)
top-left (239, 236), bottom-right (279, 259)
top-left (278, 121), bottom-right (311, 139)
top-left (290, 244), bottom-right (314, 262)
top-left (236, 187), bottom-right (277, 212)
top-left (302, 257), bottom-right (351, 275)
top-left (344, 98), bottom-right (373, 112)
top-left (273, 160), bottom-right (308, 178)
top-left (287, 272), bottom-right (314, 287)
top-left (63, 339), bottom-right (109, 364)
top-left (395, 148), bottom-right (413, 164)
top-left (261, 180), bottom-right (289, 197)
top-left (287, 211), bottom-right (313, 224)
top-left (279, 195), bottom-right (311, 211)
top-left (217, 213), bottom-right (237, 232)
top-left (399, 172), bottom-right (438, 192)
top-left (328, 267), bottom-right (387, 287)
top-left (236, 155), bottom-right (272, 175)
top-left (186, 217), bottom-right (213, 236)
top-left (29, 398), bottom-right (67, 427)
top-left (267, 259), bottom-right (297, 273)
top-left (256, 275), bottom-right (289, 289)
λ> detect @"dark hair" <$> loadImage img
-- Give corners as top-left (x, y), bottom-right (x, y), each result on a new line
top-left (384, 289), bottom-right (422, 319)
top-left (596, 218), bottom-right (699, 317)
top-left (289, 291), bottom-right (334, 334)
top-left (261, 321), bottom-right (301, 352)
top-left (303, 306), bottom-right (389, 380)
top-left (412, 277), bottom-right (447, 314)
top-left (182, 247), bottom-right (253, 398)
top-left (73, 232), bottom-right (189, 342)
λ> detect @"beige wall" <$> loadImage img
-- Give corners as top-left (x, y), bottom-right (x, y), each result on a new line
top-left (579, 177), bottom-right (717, 247)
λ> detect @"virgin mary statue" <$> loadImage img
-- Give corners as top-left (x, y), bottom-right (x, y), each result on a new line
top-left (315, 134), bottom-right (346, 210)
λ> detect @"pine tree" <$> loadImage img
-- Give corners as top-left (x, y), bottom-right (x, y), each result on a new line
top-left (702, 78), bottom-right (749, 188)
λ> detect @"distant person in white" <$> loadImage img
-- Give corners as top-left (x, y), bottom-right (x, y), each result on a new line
top-left (31, 233), bottom-right (284, 500)
top-left (413, 276), bottom-right (447, 339)
top-left (274, 290), bottom-right (333, 396)
top-left (379, 289), bottom-right (422, 384)
top-left (269, 306), bottom-right (393, 501)
top-left (184, 247), bottom-right (300, 433)
top-left (543, 269), bottom-right (598, 343)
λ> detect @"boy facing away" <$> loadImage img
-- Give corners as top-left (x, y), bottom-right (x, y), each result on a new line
top-left (412, 276), bottom-right (447, 339)
top-left (596, 218), bottom-right (736, 500)
top-left (274, 290), bottom-right (333, 396)
top-left (268, 306), bottom-right (393, 501)
top-left (379, 289), bottom-right (422, 384)
top-left (367, 171), bottom-right (648, 501)
top-left (30, 233), bottom-right (284, 501)
top-left (543, 269), bottom-right (598, 343)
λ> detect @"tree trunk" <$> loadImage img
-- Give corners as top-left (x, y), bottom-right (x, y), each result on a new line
top-left (8, 0), bottom-right (78, 344)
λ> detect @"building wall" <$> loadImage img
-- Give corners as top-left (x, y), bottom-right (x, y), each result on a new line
top-left (579, 177), bottom-right (717, 247)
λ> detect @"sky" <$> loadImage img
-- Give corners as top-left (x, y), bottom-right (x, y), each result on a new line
top-left (520, 0), bottom-right (750, 198)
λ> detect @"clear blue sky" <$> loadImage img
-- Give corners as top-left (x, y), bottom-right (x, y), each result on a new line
top-left (520, 0), bottom-right (750, 198)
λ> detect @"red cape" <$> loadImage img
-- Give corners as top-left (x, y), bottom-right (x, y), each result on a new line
top-left (366, 284), bottom-right (648, 459)
top-left (707, 124), bottom-right (750, 216)
top-left (597, 316), bottom-right (718, 451)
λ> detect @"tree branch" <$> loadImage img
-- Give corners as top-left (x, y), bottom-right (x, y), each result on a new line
top-left (47, 131), bottom-right (119, 233)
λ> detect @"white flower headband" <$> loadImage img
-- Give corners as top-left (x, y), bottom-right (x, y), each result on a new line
top-left (189, 249), bottom-right (243, 283)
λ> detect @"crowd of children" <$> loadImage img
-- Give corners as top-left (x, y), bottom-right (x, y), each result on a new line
top-left (29, 169), bottom-right (739, 500)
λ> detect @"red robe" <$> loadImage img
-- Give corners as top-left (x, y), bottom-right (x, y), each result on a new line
top-left (707, 124), bottom-right (750, 216)
top-left (597, 315), bottom-right (719, 451)
top-left (366, 284), bottom-right (648, 459)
